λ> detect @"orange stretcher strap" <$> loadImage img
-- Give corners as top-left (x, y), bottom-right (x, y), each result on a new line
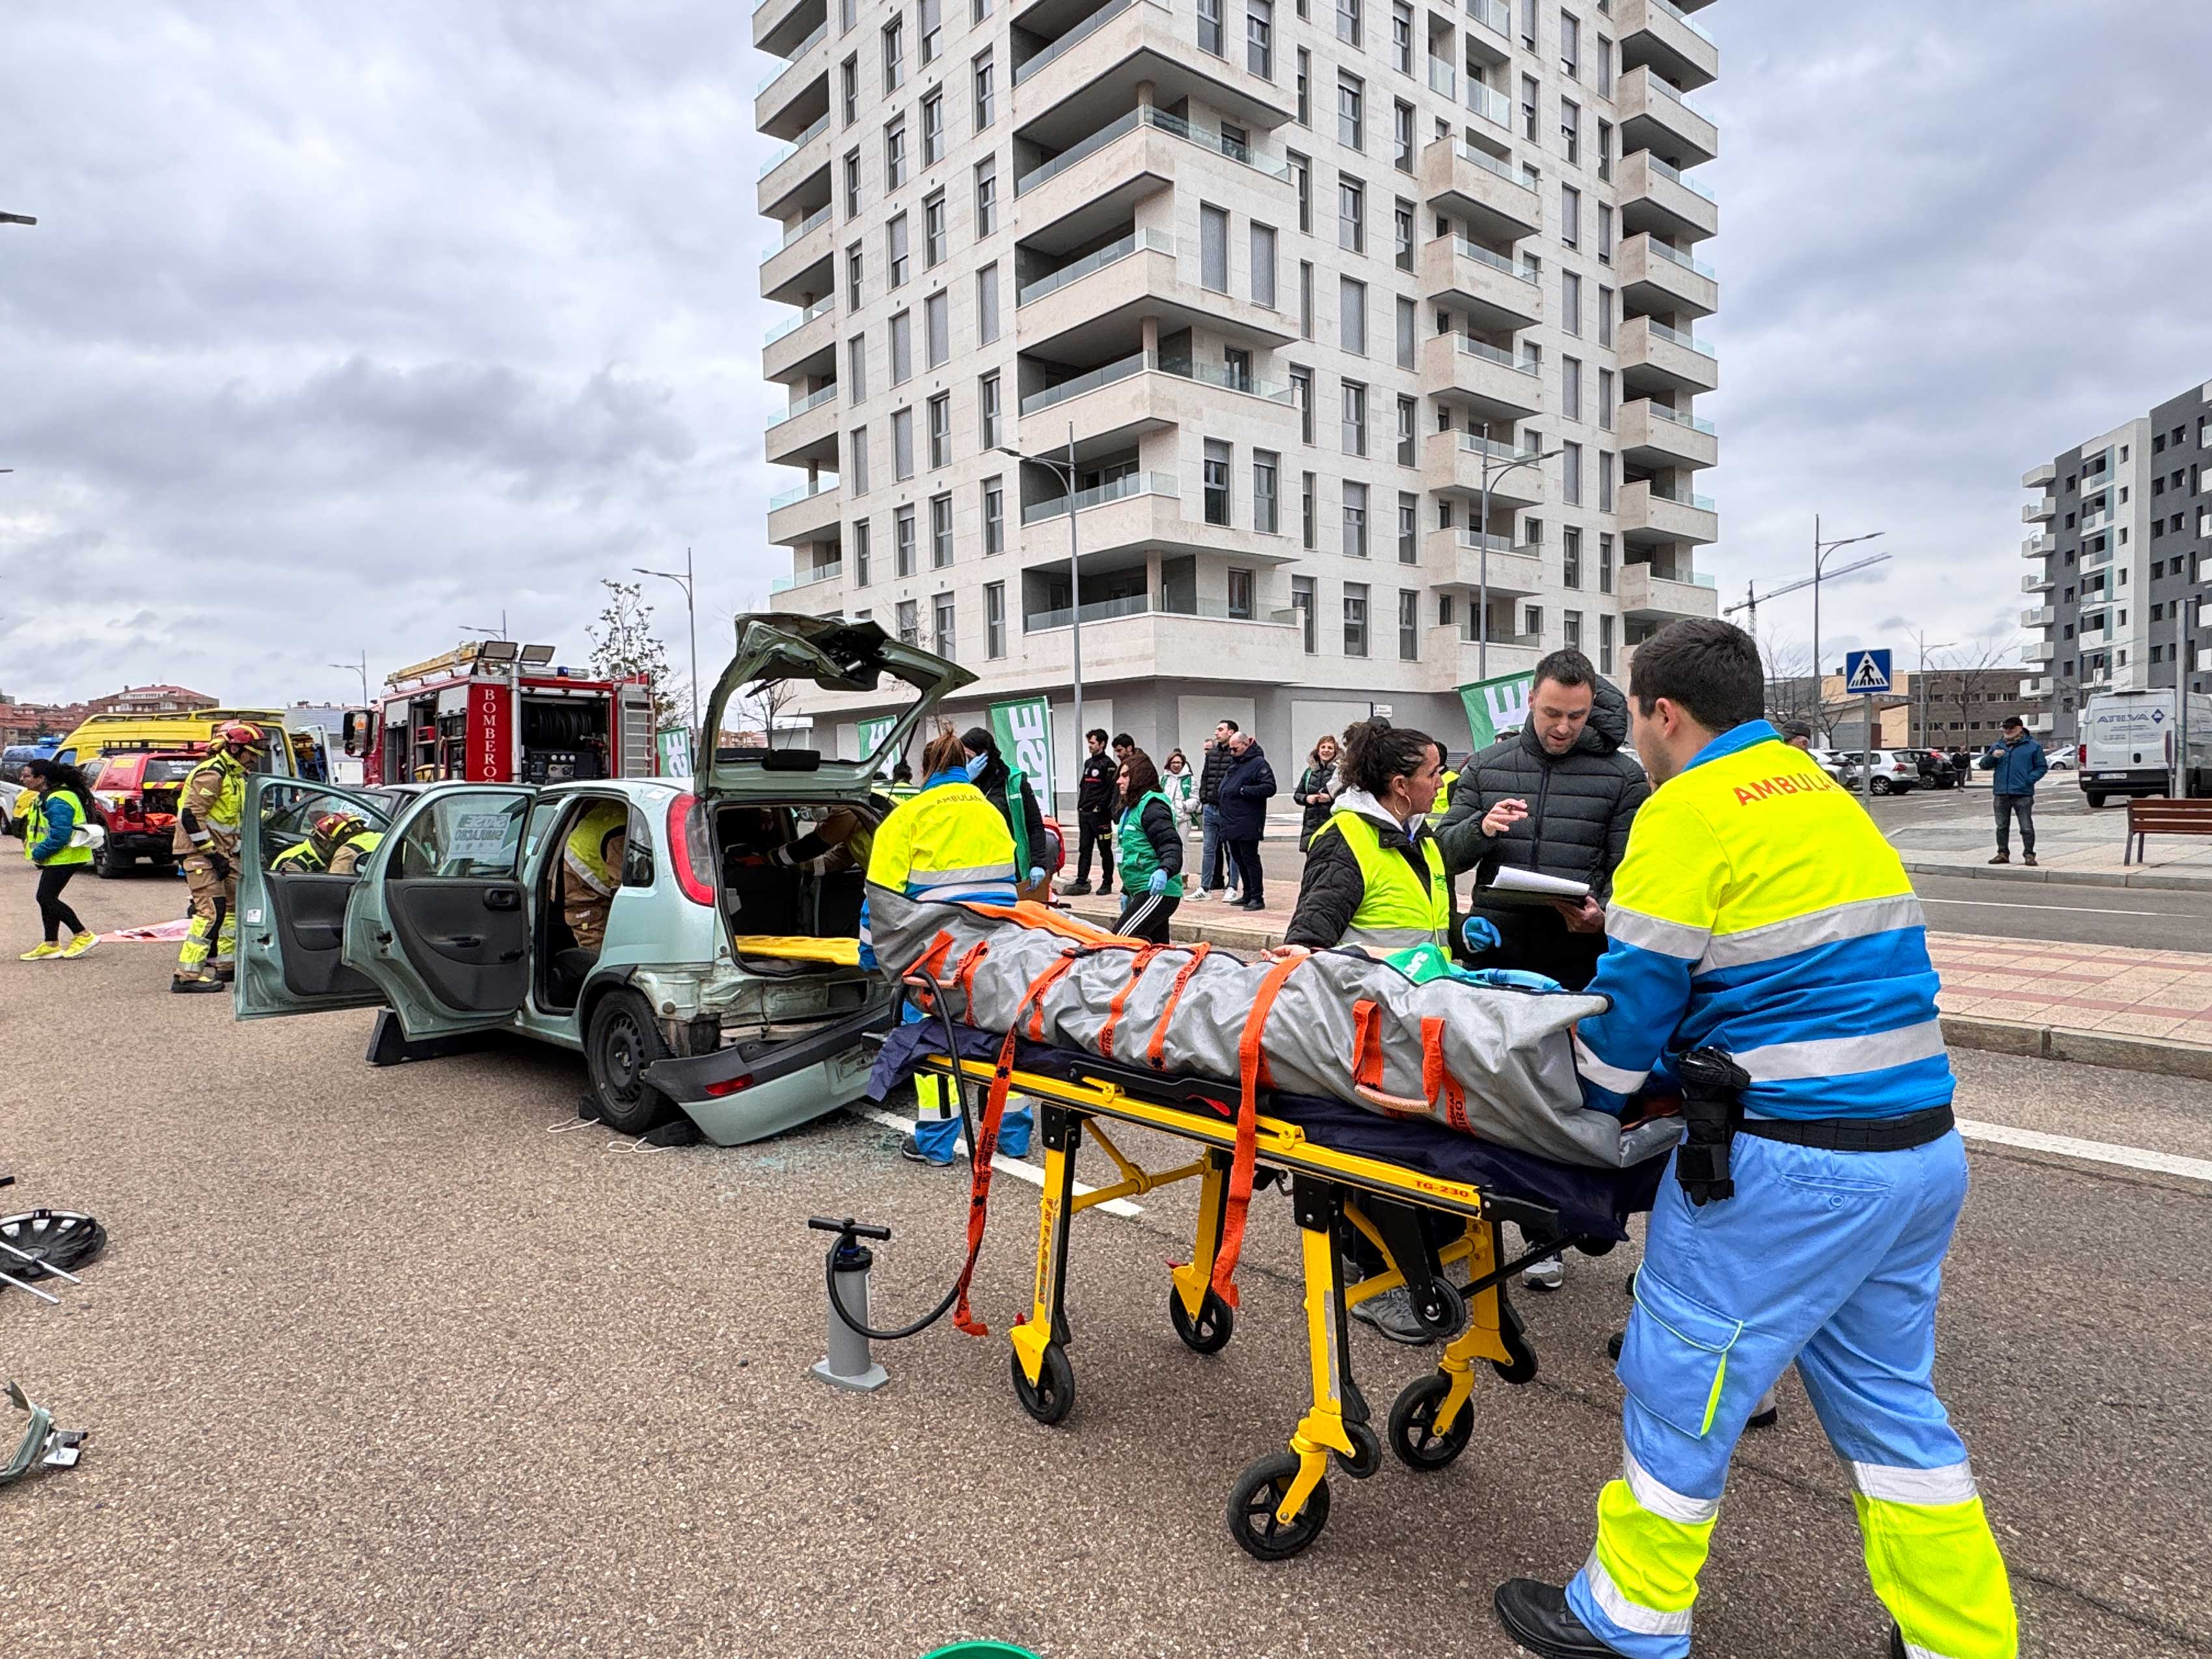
top-left (1351, 999), bottom-right (1386, 1090)
top-left (1209, 952), bottom-right (1307, 1311)
top-left (1095, 945), bottom-right (1165, 1059)
top-left (952, 949), bottom-right (1081, 1338)
top-left (953, 939), bottom-right (991, 1003)
top-left (1143, 943), bottom-right (1213, 1070)
top-left (964, 900), bottom-right (1131, 946)
top-left (904, 930), bottom-right (958, 1009)
top-left (1423, 1016), bottom-right (1470, 1133)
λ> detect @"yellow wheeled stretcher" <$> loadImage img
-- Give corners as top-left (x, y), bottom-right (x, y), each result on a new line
top-left (906, 1045), bottom-right (1625, 1561)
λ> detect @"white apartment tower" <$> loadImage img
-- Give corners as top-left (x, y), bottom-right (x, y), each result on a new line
top-left (757, 0), bottom-right (1721, 796)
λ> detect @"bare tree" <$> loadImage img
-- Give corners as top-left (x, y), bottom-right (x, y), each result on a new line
top-left (1760, 633), bottom-right (1822, 733)
top-left (1918, 634), bottom-right (2025, 749)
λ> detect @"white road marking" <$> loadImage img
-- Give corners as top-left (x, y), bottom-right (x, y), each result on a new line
top-left (1922, 897), bottom-right (2169, 917)
top-left (852, 1105), bottom-right (1146, 1217)
top-left (1957, 1118), bottom-right (2212, 1184)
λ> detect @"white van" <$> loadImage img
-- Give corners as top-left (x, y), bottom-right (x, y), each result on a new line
top-left (2076, 689), bottom-right (2212, 807)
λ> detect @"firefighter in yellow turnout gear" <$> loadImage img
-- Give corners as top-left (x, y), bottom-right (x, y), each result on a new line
top-left (561, 802), bottom-right (628, 956)
top-left (269, 812), bottom-right (383, 876)
top-left (170, 723), bottom-right (269, 993)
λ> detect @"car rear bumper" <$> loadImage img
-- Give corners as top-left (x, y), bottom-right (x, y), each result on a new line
top-left (644, 1002), bottom-right (895, 1146)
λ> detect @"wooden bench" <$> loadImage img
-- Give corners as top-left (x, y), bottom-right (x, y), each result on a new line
top-left (2124, 797), bottom-right (2212, 863)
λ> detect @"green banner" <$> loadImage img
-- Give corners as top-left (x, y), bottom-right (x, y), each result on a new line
top-left (988, 695), bottom-right (1055, 807)
top-left (1457, 671), bottom-right (1536, 750)
top-left (654, 726), bottom-right (694, 778)
top-left (856, 715), bottom-right (900, 776)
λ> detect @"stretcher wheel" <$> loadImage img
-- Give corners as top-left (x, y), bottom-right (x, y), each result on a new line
top-left (1010, 1343), bottom-right (1075, 1426)
top-left (1168, 1287), bottom-right (1235, 1355)
top-left (1338, 1421), bottom-right (1382, 1481)
top-left (1412, 1278), bottom-right (1466, 1341)
top-left (1388, 1373), bottom-right (1474, 1472)
top-left (1226, 1453), bottom-right (1330, 1560)
top-left (1491, 1301), bottom-right (1539, 1386)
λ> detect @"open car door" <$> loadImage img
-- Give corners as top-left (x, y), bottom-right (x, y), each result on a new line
top-left (235, 776), bottom-right (401, 1020)
top-left (697, 615), bottom-right (975, 800)
top-left (336, 784), bottom-right (539, 1041)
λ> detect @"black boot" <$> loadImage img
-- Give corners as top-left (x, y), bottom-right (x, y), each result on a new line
top-left (1492, 1580), bottom-right (1621, 1659)
top-left (1889, 1626), bottom-right (1906, 1658)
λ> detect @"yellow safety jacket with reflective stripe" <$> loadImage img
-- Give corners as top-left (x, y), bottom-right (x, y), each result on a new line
top-left (865, 777), bottom-right (1018, 900)
top-left (24, 791), bottom-right (94, 867)
top-left (563, 804), bottom-right (627, 897)
top-left (272, 831), bottom-right (384, 874)
top-left (1433, 768), bottom-right (1459, 820)
top-left (172, 755), bottom-right (247, 855)
top-left (1317, 807), bottom-right (1450, 951)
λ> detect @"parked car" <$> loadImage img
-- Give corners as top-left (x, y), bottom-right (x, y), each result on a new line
top-left (2045, 751), bottom-right (2075, 772)
top-left (231, 616), bottom-right (970, 1145)
top-left (1835, 750), bottom-right (1922, 796)
top-left (1807, 748), bottom-right (1850, 782)
top-left (1895, 748), bottom-right (1960, 790)
top-left (79, 747), bottom-right (205, 876)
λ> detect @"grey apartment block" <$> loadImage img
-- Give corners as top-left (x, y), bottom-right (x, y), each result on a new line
top-left (2019, 381), bottom-right (2212, 748)
top-left (757, 0), bottom-right (1723, 803)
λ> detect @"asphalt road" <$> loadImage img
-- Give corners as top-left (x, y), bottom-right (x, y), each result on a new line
top-left (5, 859), bottom-right (2209, 1658)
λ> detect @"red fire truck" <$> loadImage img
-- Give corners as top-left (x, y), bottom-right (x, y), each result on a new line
top-left (341, 641), bottom-right (658, 787)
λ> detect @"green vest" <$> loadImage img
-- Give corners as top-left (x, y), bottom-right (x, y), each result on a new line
top-left (1321, 808), bottom-right (1449, 950)
top-left (25, 791), bottom-right (94, 868)
top-left (1115, 790), bottom-right (1182, 898)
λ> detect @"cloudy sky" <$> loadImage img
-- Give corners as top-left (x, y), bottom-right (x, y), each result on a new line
top-left (5, 0), bottom-right (2209, 706)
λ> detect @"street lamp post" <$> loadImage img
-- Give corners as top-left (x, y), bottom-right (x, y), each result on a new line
top-left (996, 422), bottom-right (1084, 796)
top-left (1476, 427), bottom-right (1563, 681)
top-left (461, 612), bottom-right (509, 641)
top-left (635, 548), bottom-right (701, 742)
top-left (1910, 634), bottom-right (1955, 751)
top-left (329, 653), bottom-right (371, 705)
top-left (1809, 515), bottom-right (1885, 739)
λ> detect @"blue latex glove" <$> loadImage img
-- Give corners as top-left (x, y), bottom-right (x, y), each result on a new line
top-left (1147, 869), bottom-right (1168, 895)
top-left (1461, 916), bottom-right (1502, 955)
top-left (1029, 867), bottom-right (1044, 885)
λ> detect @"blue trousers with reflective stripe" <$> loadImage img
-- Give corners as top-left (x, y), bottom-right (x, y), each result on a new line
top-left (1568, 1130), bottom-right (2015, 1658)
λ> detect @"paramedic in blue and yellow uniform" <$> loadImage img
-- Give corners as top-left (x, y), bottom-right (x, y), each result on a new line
top-left (861, 723), bottom-right (1025, 1168)
top-left (1493, 619), bottom-right (2015, 1659)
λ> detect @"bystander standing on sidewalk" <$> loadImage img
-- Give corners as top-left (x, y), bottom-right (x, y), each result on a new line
top-left (1061, 729), bottom-right (1120, 896)
top-left (1984, 714), bottom-right (2048, 867)
top-left (1194, 720), bottom-right (1239, 902)
top-left (1161, 748), bottom-right (1196, 832)
top-left (1295, 733), bottom-right (1341, 849)
top-left (1216, 729), bottom-right (1277, 911)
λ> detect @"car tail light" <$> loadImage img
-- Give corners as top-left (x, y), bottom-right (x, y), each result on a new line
top-left (703, 1074), bottom-right (753, 1098)
top-left (2077, 744), bottom-right (2088, 766)
top-left (666, 792), bottom-right (717, 906)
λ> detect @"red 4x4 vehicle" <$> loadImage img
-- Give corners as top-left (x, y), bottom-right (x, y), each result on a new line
top-left (80, 746), bottom-right (206, 878)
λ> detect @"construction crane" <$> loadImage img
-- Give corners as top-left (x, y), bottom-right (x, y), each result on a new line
top-left (1725, 552), bottom-right (1893, 640)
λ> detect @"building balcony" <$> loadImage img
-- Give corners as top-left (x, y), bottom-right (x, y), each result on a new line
top-left (1618, 398), bottom-right (1718, 472)
top-left (2019, 677), bottom-right (2055, 701)
top-left (2022, 532), bottom-right (2055, 558)
top-left (2020, 570), bottom-right (2055, 595)
top-left (1619, 314), bottom-right (1720, 398)
top-left (1618, 149), bottom-right (1718, 245)
top-left (1435, 628), bottom-right (1546, 690)
top-left (759, 204), bottom-right (834, 307)
top-left (753, 0), bottom-right (827, 57)
top-left (1420, 236), bottom-right (1543, 330)
top-left (756, 111), bottom-right (831, 219)
top-left (1016, 351), bottom-right (1301, 452)
top-left (1016, 597), bottom-right (1304, 684)
top-left (2021, 605), bottom-right (2055, 628)
top-left (770, 558), bottom-right (844, 597)
top-left (1419, 136), bottom-right (1541, 242)
top-left (1618, 0), bottom-right (1718, 93)
top-left (1422, 430), bottom-right (1546, 506)
top-left (767, 477), bottom-right (841, 546)
top-left (1463, 75), bottom-right (1515, 140)
top-left (2198, 646), bottom-right (2212, 674)
top-left (1618, 233), bottom-right (1718, 321)
top-left (1014, 228), bottom-right (1295, 358)
top-left (1427, 528), bottom-right (1545, 599)
top-left (1619, 479), bottom-right (1719, 548)
top-left (755, 23), bottom-right (828, 137)
top-left (1420, 332), bottom-right (1545, 422)
top-left (1463, 0), bottom-right (1513, 64)
top-left (762, 295), bottom-right (837, 384)
top-left (2021, 462), bottom-right (2057, 489)
top-left (2021, 496), bottom-right (2057, 524)
top-left (2025, 712), bottom-right (2055, 734)
top-left (1010, 105), bottom-right (1291, 248)
top-left (1619, 560), bottom-right (1720, 622)
top-left (763, 383), bottom-right (840, 468)
top-left (2025, 640), bottom-right (2057, 667)
top-left (1615, 64), bottom-right (1717, 169)
top-left (1016, 471), bottom-right (1302, 566)
top-left (1011, 0), bottom-right (1294, 135)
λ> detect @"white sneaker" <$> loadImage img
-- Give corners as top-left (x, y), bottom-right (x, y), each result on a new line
top-left (1522, 1254), bottom-right (1565, 1292)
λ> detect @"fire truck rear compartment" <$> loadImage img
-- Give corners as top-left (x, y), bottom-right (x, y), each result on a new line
top-left (519, 696), bottom-right (610, 783)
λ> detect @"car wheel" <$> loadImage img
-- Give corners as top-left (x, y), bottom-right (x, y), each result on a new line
top-left (1871, 777), bottom-right (1893, 796)
top-left (586, 988), bottom-right (678, 1137)
top-left (2086, 792), bottom-right (2107, 809)
top-left (95, 837), bottom-right (133, 878)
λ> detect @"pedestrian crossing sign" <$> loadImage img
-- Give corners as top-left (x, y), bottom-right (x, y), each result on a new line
top-left (1844, 649), bottom-right (1893, 694)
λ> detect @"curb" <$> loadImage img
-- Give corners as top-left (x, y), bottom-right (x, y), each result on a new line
top-left (1901, 859), bottom-right (2212, 893)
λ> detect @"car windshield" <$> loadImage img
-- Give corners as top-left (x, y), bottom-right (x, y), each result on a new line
top-left (142, 758), bottom-right (202, 785)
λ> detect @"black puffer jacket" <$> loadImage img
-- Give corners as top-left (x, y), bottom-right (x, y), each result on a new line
top-left (1198, 740), bottom-right (1232, 807)
top-left (1285, 790), bottom-right (1447, 950)
top-left (972, 748), bottom-right (1048, 878)
top-left (1294, 757), bottom-right (1339, 845)
top-left (1434, 677), bottom-right (1651, 915)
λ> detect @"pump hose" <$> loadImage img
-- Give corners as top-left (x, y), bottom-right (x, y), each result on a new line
top-left (824, 968), bottom-right (986, 1342)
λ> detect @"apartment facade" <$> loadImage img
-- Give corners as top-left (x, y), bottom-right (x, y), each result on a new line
top-left (2019, 380), bottom-right (2212, 748)
top-left (757, 0), bottom-right (1721, 797)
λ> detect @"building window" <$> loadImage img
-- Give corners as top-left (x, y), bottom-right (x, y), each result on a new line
top-left (1336, 0), bottom-right (1361, 48)
top-left (921, 92), bottom-right (944, 165)
top-left (1248, 0), bottom-right (1274, 77)
top-left (1597, 33), bottom-right (1612, 94)
top-left (1397, 492), bottom-right (1416, 563)
top-left (933, 591), bottom-right (956, 660)
top-left (1338, 177), bottom-right (1364, 252)
top-left (983, 477), bottom-right (1004, 554)
top-left (974, 156), bottom-right (998, 234)
top-left (1291, 366), bottom-right (1314, 444)
top-left (841, 56), bottom-right (859, 125)
top-left (889, 308), bottom-right (912, 383)
top-left (1598, 368), bottom-right (1613, 430)
top-left (1597, 119), bottom-right (1612, 180)
top-left (1289, 150), bottom-right (1311, 232)
top-left (1198, 0), bottom-right (1224, 56)
top-left (1338, 73), bottom-right (1364, 150)
top-left (1201, 203), bottom-right (1230, 291)
top-left (850, 427), bottom-right (870, 495)
top-left (1342, 381), bottom-right (1368, 455)
top-left (1599, 611), bottom-right (1613, 672)
top-left (895, 598), bottom-right (918, 645)
top-left (1562, 269), bottom-right (1581, 336)
top-left (1563, 526), bottom-right (1582, 588)
top-left (1394, 101), bottom-right (1414, 172)
top-left (1340, 276), bottom-right (1367, 354)
top-left (924, 290), bottom-right (949, 366)
top-left (883, 18), bottom-right (904, 91)
top-left (1229, 567), bottom-right (1255, 619)
top-left (927, 392), bottom-right (951, 468)
top-left (1560, 8), bottom-right (1578, 76)
top-left (885, 116), bottom-right (908, 188)
top-left (1564, 608), bottom-right (1582, 650)
top-left (919, 0), bottom-right (942, 60)
top-left (930, 493), bottom-right (954, 567)
top-left (1251, 223), bottom-right (1278, 308)
top-left (1562, 356), bottom-right (1580, 422)
top-left (1561, 183), bottom-right (1580, 247)
top-left (1598, 450), bottom-right (1613, 511)
top-left (1254, 450), bottom-right (1280, 532)
top-left (1560, 101), bottom-right (1579, 165)
top-left (892, 407), bottom-right (914, 480)
top-left (1521, 74), bottom-right (1539, 141)
top-left (894, 506), bottom-right (917, 575)
top-left (844, 149), bottom-right (863, 215)
top-left (979, 371), bottom-right (1001, 449)
top-left (1300, 260), bottom-right (1315, 337)
top-left (1392, 0), bottom-right (1412, 68)
top-left (1343, 480), bottom-right (1369, 556)
top-left (973, 51), bottom-right (995, 128)
top-left (847, 336), bottom-right (869, 404)
top-left (1598, 284), bottom-right (1613, 345)
top-left (1293, 574), bottom-right (1317, 652)
top-left (1598, 204), bottom-right (1613, 262)
top-left (846, 243), bottom-right (863, 308)
top-left (1343, 582), bottom-right (1369, 656)
top-left (888, 213), bottom-right (910, 286)
top-left (1399, 589), bottom-right (1420, 660)
top-left (853, 518), bottom-right (872, 585)
top-left (1302, 471), bottom-right (1317, 550)
top-left (1561, 440), bottom-right (1581, 504)
top-left (1394, 200), bottom-right (1414, 271)
top-left (1396, 396), bottom-right (1416, 466)
top-left (1296, 47), bottom-right (1310, 124)
top-left (1205, 439), bottom-right (1234, 525)
top-left (924, 193), bottom-right (947, 267)
top-left (977, 263), bottom-right (999, 344)
top-left (985, 582), bottom-right (1006, 658)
